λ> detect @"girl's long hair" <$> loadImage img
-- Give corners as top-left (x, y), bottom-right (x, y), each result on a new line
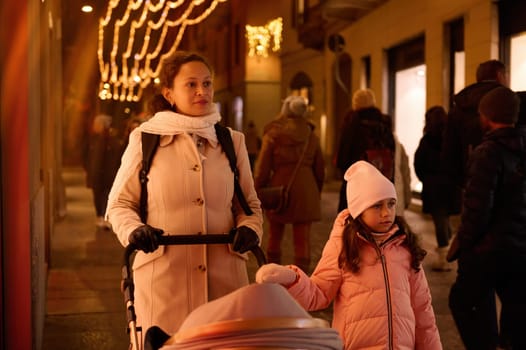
top-left (338, 215), bottom-right (426, 273)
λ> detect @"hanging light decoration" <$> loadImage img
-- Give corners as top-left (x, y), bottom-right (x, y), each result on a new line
top-left (245, 17), bottom-right (282, 58)
top-left (98, 0), bottom-right (227, 101)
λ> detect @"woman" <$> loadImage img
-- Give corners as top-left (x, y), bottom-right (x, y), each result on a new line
top-left (106, 51), bottom-right (263, 337)
top-left (414, 106), bottom-right (456, 271)
top-left (335, 88), bottom-right (396, 213)
top-left (86, 101), bottom-right (125, 230)
top-left (254, 95), bottom-right (325, 273)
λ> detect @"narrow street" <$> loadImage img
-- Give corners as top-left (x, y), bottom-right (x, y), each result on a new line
top-left (43, 167), bottom-right (463, 349)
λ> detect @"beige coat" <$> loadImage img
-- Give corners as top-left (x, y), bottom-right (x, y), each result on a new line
top-left (394, 135), bottom-right (412, 215)
top-left (254, 115), bottom-right (325, 223)
top-left (107, 125), bottom-right (263, 336)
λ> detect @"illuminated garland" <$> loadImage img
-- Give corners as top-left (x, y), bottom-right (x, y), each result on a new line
top-left (245, 17), bottom-right (282, 57)
top-left (98, 0), bottom-right (227, 101)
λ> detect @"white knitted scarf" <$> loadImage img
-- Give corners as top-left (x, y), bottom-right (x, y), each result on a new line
top-left (105, 107), bottom-right (221, 219)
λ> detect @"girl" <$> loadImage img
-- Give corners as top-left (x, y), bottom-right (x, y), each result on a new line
top-left (106, 51), bottom-right (263, 337)
top-left (256, 160), bottom-right (441, 349)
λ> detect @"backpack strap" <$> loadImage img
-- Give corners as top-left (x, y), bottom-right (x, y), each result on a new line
top-left (139, 127), bottom-right (253, 222)
top-left (214, 124), bottom-right (254, 216)
top-left (140, 132), bottom-right (160, 222)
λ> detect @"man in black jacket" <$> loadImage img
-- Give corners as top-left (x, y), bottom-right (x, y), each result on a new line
top-left (448, 87), bottom-right (525, 350)
top-left (442, 60), bottom-right (508, 192)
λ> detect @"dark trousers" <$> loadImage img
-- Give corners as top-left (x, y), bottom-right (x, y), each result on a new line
top-left (449, 251), bottom-right (498, 350)
top-left (92, 185), bottom-right (111, 217)
top-left (494, 253), bottom-right (526, 350)
top-left (430, 208), bottom-right (452, 247)
top-left (449, 250), bottom-right (526, 350)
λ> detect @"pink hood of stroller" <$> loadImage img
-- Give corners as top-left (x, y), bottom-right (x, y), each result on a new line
top-left (160, 283), bottom-right (343, 349)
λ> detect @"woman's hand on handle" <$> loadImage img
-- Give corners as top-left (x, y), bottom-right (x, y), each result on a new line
top-left (233, 226), bottom-right (260, 253)
top-left (128, 224), bottom-right (164, 253)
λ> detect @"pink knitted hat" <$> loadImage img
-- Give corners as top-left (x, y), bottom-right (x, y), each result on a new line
top-left (345, 161), bottom-right (397, 218)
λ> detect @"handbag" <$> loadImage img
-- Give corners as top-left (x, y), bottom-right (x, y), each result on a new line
top-left (258, 185), bottom-right (287, 212)
top-left (258, 128), bottom-right (311, 213)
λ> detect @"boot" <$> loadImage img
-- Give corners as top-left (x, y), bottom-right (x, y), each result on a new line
top-left (432, 246), bottom-right (453, 272)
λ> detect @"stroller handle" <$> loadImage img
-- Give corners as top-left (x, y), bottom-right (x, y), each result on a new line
top-left (121, 228), bottom-right (266, 350)
top-left (123, 228), bottom-right (266, 268)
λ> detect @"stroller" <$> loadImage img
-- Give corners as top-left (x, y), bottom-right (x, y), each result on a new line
top-left (122, 229), bottom-right (343, 350)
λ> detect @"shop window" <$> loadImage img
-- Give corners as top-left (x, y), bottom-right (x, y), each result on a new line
top-left (510, 33), bottom-right (526, 91)
top-left (388, 36), bottom-right (426, 193)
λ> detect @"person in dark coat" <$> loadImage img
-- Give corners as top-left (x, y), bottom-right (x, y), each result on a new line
top-left (335, 89), bottom-right (395, 213)
top-left (441, 59), bottom-right (508, 191)
top-left (448, 87), bottom-right (526, 350)
top-left (254, 95), bottom-right (325, 273)
top-left (86, 101), bottom-right (126, 229)
top-left (414, 106), bottom-right (456, 271)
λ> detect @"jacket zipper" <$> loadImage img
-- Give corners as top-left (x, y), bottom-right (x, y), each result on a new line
top-left (377, 245), bottom-right (394, 350)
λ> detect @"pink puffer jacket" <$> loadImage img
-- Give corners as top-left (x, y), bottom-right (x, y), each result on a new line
top-left (287, 225), bottom-right (442, 350)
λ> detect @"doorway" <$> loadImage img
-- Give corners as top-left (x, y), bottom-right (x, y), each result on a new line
top-left (388, 36), bottom-right (426, 192)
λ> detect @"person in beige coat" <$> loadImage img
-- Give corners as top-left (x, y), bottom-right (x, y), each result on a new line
top-left (393, 134), bottom-right (412, 216)
top-left (106, 51), bottom-right (263, 340)
top-left (254, 95), bottom-right (325, 273)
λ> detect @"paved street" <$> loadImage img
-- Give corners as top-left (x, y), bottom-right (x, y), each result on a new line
top-left (43, 168), bottom-right (463, 349)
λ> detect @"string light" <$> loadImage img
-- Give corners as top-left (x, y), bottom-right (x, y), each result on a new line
top-left (98, 0), bottom-right (227, 101)
top-left (245, 17), bottom-right (282, 58)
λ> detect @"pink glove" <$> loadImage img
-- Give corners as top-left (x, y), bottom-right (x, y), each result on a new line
top-left (255, 263), bottom-right (297, 286)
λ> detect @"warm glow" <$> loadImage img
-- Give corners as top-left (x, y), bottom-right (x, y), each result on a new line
top-left (510, 32), bottom-right (526, 90)
top-left (245, 17), bottom-right (282, 57)
top-left (81, 5), bottom-right (93, 13)
top-left (395, 64), bottom-right (426, 192)
top-left (98, 0), bottom-right (228, 101)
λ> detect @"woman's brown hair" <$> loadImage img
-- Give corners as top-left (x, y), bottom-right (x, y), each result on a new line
top-left (338, 215), bottom-right (426, 273)
top-left (149, 51), bottom-right (213, 114)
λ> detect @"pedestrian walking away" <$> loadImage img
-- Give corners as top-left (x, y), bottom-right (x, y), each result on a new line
top-left (86, 99), bottom-right (126, 230)
top-left (448, 87), bottom-right (526, 350)
top-left (254, 95), bottom-right (325, 273)
top-left (414, 106), bottom-right (457, 271)
top-left (335, 88), bottom-right (396, 213)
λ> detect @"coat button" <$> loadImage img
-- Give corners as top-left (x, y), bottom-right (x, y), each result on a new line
top-left (192, 164), bottom-right (200, 171)
top-left (198, 265), bottom-right (206, 272)
top-left (194, 198), bottom-right (204, 206)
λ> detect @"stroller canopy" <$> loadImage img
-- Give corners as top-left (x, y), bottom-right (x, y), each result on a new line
top-left (158, 283), bottom-right (343, 350)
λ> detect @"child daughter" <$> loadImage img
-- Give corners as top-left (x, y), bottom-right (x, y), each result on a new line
top-left (256, 161), bottom-right (442, 349)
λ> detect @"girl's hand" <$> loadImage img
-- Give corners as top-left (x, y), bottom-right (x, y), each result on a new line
top-left (333, 208), bottom-right (350, 228)
top-left (255, 263), bottom-right (298, 286)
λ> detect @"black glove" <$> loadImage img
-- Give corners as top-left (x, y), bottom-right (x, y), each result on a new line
top-left (233, 226), bottom-right (260, 253)
top-left (129, 225), bottom-right (164, 253)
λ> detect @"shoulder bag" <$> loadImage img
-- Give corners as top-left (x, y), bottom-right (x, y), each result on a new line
top-left (258, 128), bottom-right (311, 213)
